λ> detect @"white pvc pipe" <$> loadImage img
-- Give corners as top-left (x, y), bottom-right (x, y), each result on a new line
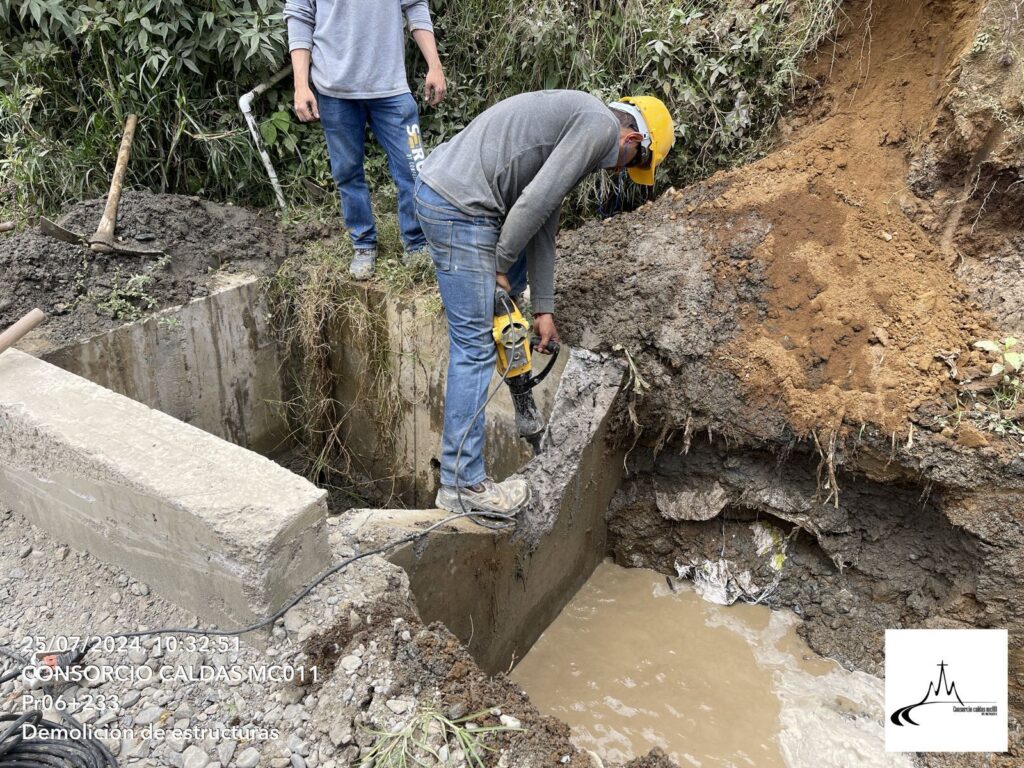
top-left (239, 65), bottom-right (293, 212)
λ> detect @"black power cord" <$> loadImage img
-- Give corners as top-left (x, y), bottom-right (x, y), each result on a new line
top-left (0, 647), bottom-right (116, 767)
top-left (0, 711), bottom-right (118, 767)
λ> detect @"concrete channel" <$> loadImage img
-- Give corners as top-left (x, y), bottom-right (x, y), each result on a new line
top-left (0, 276), bottom-right (626, 673)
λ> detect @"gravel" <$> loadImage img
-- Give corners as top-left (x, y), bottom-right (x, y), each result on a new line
top-left (0, 510), bottom-right (400, 767)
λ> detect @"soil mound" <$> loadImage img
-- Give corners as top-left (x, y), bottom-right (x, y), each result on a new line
top-left (0, 191), bottom-right (283, 347)
top-left (558, 0), bottom-right (1005, 444)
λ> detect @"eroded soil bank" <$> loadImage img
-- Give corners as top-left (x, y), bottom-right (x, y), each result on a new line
top-left (554, 0), bottom-right (1024, 742)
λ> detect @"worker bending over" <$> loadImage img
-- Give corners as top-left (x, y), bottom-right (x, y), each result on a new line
top-left (414, 90), bottom-right (674, 515)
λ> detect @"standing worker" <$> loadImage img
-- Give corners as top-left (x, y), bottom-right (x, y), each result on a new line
top-left (285, 0), bottom-right (446, 279)
top-left (414, 89), bottom-right (674, 515)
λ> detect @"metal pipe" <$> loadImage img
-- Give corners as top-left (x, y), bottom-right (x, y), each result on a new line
top-left (0, 309), bottom-right (45, 355)
top-left (239, 65), bottom-right (293, 212)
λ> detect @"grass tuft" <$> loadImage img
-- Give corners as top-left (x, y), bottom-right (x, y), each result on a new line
top-left (358, 705), bottom-right (523, 768)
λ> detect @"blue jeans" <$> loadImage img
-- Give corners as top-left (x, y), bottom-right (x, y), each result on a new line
top-left (318, 92), bottom-right (427, 252)
top-left (413, 180), bottom-right (528, 487)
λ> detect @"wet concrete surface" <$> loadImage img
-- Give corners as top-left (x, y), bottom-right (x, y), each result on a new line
top-left (512, 561), bottom-right (913, 768)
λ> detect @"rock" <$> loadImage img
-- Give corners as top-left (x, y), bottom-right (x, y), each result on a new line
top-left (218, 740), bottom-right (237, 765)
top-left (236, 747), bottom-right (261, 768)
top-left (956, 423), bottom-right (989, 448)
top-left (654, 476), bottom-right (728, 522)
top-left (18, 544), bottom-right (31, 558)
top-left (130, 582), bottom-right (150, 596)
top-left (182, 745), bottom-right (210, 768)
top-left (499, 714), bottom-right (521, 729)
top-left (385, 699), bottom-right (410, 715)
top-left (8, 568), bottom-right (25, 580)
top-left (291, 755), bottom-right (306, 768)
top-left (134, 706), bottom-right (164, 725)
top-left (284, 608), bottom-right (305, 633)
top-left (165, 732), bottom-right (187, 753)
top-left (328, 722), bottom-right (352, 747)
top-left (339, 655), bottom-right (361, 673)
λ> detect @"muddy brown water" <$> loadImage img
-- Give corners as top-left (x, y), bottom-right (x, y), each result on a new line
top-left (512, 562), bottom-right (913, 768)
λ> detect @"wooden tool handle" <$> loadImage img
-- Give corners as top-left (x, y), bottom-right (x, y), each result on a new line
top-left (0, 308), bottom-right (45, 355)
top-left (91, 114), bottom-right (138, 252)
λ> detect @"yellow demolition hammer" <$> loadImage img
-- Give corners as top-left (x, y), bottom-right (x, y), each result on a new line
top-left (493, 288), bottom-right (560, 454)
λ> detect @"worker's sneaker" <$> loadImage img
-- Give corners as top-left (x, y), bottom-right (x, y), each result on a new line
top-left (435, 477), bottom-right (531, 516)
top-left (402, 246), bottom-right (431, 268)
top-left (349, 248), bottom-right (377, 280)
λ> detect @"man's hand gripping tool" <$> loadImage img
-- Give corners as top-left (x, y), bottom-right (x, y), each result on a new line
top-left (493, 288), bottom-right (560, 454)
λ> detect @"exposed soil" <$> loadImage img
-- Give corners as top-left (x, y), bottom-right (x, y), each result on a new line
top-left (305, 525), bottom-right (672, 768)
top-left (607, 438), bottom-right (983, 677)
top-left (559, 0), bottom-right (999, 442)
top-left (0, 191), bottom-right (284, 347)
top-left (907, 0), bottom-right (1024, 336)
top-left (555, 0), bottom-right (1024, 728)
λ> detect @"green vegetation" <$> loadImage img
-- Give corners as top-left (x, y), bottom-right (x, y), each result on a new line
top-left (267, 209), bottom-right (438, 499)
top-left (947, 337), bottom-right (1024, 441)
top-left (358, 706), bottom-right (523, 768)
top-left (94, 271), bottom-right (158, 321)
top-left (2, 0), bottom-right (843, 220)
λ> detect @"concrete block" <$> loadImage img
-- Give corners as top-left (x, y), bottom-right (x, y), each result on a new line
top-left (0, 349), bottom-right (328, 627)
top-left (42, 273), bottom-right (287, 455)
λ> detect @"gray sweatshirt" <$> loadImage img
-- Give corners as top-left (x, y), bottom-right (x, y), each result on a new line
top-left (284, 0), bottom-right (433, 99)
top-left (419, 91), bottom-right (620, 315)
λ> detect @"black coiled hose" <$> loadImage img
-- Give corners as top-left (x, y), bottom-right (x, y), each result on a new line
top-left (0, 648), bottom-right (117, 767)
top-left (0, 710), bottom-right (117, 767)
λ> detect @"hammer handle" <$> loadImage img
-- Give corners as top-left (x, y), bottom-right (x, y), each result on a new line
top-left (0, 308), bottom-right (45, 355)
top-left (91, 114), bottom-right (138, 252)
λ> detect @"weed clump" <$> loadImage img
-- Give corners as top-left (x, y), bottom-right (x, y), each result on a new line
top-left (267, 209), bottom-right (440, 503)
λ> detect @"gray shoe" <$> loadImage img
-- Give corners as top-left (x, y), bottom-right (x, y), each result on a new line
top-left (402, 246), bottom-right (431, 268)
top-left (349, 248), bottom-right (377, 280)
top-left (436, 477), bottom-right (531, 515)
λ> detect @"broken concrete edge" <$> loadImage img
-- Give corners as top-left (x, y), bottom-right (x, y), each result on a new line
top-left (0, 349), bottom-right (328, 627)
top-left (39, 271), bottom-right (290, 456)
top-left (337, 349), bottom-right (627, 674)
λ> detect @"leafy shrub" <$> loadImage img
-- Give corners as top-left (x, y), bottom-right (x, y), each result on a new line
top-left (0, 0), bottom-right (291, 216)
top-left (1, 0), bottom-right (842, 219)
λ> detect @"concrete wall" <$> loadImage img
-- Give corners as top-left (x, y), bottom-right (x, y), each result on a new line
top-left (344, 350), bottom-right (625, 673)
top-left (41, 273), bottom-right (288, 456)
top-left (328, 289), bottom-right (566, 507)
top-left (0, 349), bottom-right (328, 627)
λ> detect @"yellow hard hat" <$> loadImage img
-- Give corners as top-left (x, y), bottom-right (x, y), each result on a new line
top-left (610, 96), bottom-right (675, 186)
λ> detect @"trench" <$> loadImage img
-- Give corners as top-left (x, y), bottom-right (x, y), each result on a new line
top-left (11, 277), bottom-right (994, 766)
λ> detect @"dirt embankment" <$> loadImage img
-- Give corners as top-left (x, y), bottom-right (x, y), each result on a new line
top-left (0, 191), bottom-right (284, 347)
top-left (556, 0), bottom-right (1024, 734)
top-left (560, 0), bottom-right (1000, 443)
